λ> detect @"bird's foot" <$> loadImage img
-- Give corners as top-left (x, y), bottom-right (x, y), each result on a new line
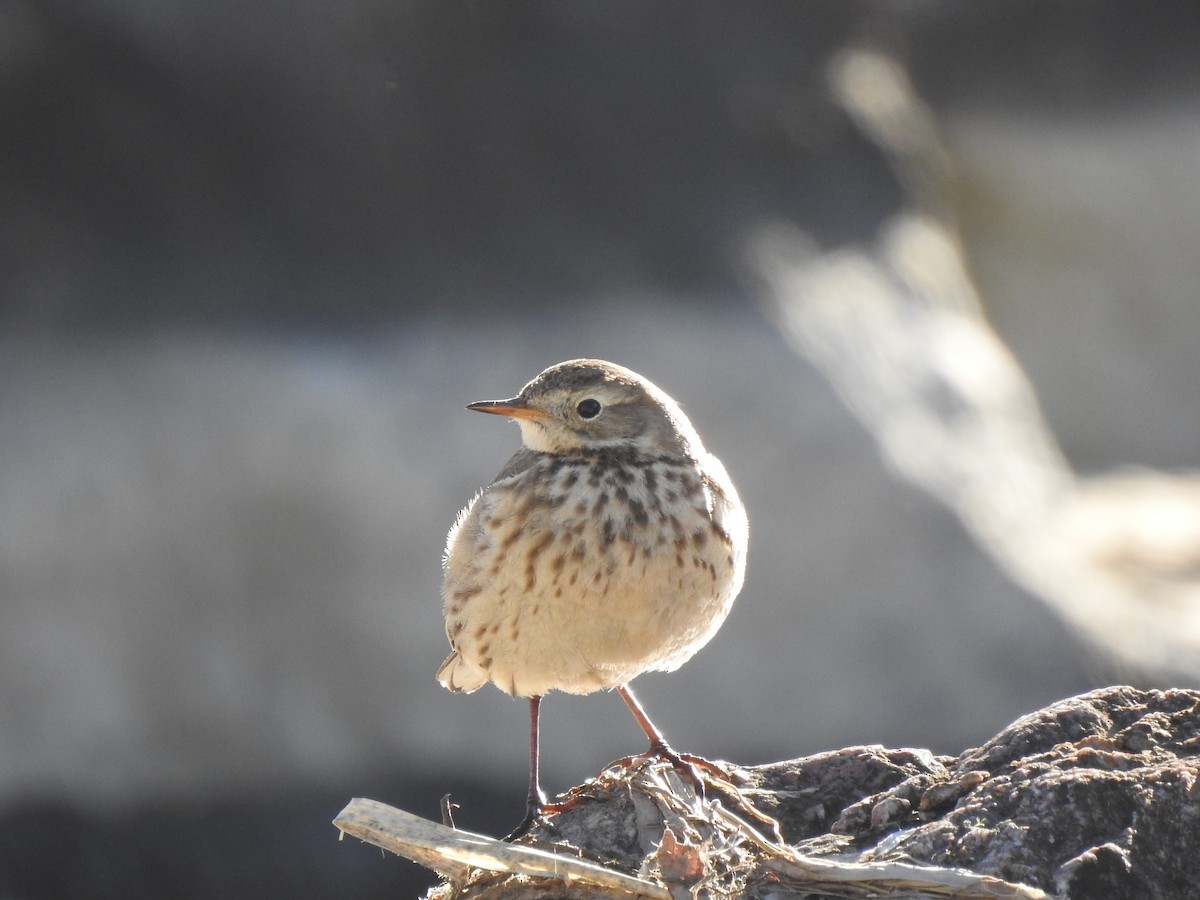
top-left (502, 793), bottom-right (586, 842)
top-left (627, 742), bottom-right (783, 842)
top-left (642, 740), bottom-right (712, 800)
top-left (609, 740), bottom-right (726, 800)
top-left (502, 805), bottom-right (541, 842)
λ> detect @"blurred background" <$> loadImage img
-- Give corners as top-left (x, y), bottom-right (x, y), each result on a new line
top-left (2, 1), bottom-right (1199, 897)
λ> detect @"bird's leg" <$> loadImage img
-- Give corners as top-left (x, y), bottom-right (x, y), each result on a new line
top-left (618, 685), bottom-right (679, 756)
top-left (504, 695), bottom-right (548, 840)
top-left (616, 685), bottom-right (780, 837)
top-left (617, 685), bottom-right (709, 791)
top-left (503, 695), bottom-right (599, 840)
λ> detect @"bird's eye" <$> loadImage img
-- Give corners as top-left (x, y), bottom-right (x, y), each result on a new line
top-left (576, 398), bottom-right (602, 419)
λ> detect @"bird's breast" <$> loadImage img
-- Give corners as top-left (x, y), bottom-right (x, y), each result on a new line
top-left (440, 452), bottom-right (746, 695)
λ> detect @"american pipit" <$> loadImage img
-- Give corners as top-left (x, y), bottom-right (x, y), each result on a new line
top-left (438, 359), bottom-right (748, 836)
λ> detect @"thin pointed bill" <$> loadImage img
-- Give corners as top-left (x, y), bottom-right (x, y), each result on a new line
top-left (465, 398), bottom-right (551, 421)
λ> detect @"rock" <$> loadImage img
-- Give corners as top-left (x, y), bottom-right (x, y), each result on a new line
top-left (808, 685), bottom-right (1200, 898)
top-left (415, 686), bottom-right (1199, 899)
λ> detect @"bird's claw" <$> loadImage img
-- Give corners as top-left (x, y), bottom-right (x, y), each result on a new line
top-left (502, 794), bottom-right (585, 842)
top-left (633, 743), bottom-right (783, 841)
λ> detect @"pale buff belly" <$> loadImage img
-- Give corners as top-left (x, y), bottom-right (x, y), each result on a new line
top-left (441, 466), bottom-right (743, 697)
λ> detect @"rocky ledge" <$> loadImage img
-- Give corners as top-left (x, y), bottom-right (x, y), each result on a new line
top-left (371, 686), bottom-right (1199, 899)
top-left (746, 685), bottom-right (1200, 898)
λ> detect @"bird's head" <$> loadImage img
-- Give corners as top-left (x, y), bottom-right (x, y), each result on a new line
top-left (466, 359), bottom-right (702, 457)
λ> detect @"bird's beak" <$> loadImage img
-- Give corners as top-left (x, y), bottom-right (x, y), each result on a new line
top-left (466, 397), bottom-right (551, 421)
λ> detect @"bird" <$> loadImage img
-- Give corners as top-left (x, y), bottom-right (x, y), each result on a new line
top-left (437, 358), bottom-right (748, 837)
